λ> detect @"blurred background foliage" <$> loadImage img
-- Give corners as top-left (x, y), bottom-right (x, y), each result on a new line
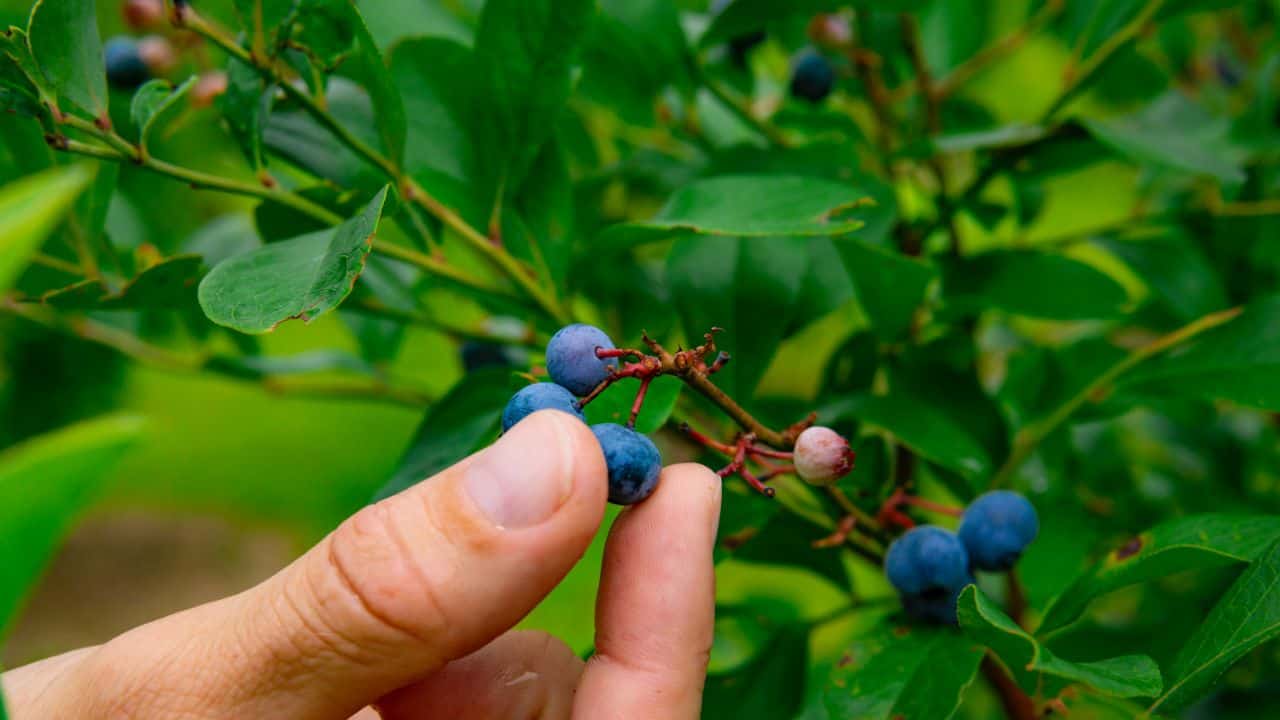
top-left (0, 0), bottom-right (1278, 717)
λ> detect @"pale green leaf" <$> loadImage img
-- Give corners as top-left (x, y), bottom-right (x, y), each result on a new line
top-left (0, 163), bottom-right (94, 293)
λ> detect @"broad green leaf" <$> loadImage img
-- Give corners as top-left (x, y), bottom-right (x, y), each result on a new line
top-left (700, 0), bottom-right (845, 48)
top-left (602, 175), bottom-right (870, 250)
top-left (832, 394), bottom-right (991, 483)
top-left (41, 254), bottom-right (204, 309)
top-left (265, 78), bottom-right (384, 190)
top-left (733, 509), bottom-right (851, 593)
top-left (27, 0), bottom-right (107, 117)
top-left (1122, 296), bottom-right (1280, 411)
top-left (219, 57), bottom-right (271, 171)
top-left (473, 0), bottom-right (595, 206)
top-left (837, 239), bottom-right (935, 339)
top-left (0, 415), bottom-right (144, 635)
top-left (1103, 232), bottom-right (1228, 324)
top-left (231, 0), bottom-right (297, 52)
top-left (1082, 92), bottom-right (1247, 184)
top-left (822, 621), bottom-right (983, 720)
top-left (1, 28), bottom-right (49, 116)
top-left (356, 0), bottom-right (472, 49)
top-left (702, 626), bottom-right (808, 720)
top-left (583, 375), bottom-right (682, 435)
top-left (198, 186), bottom-right (390, 334)
top-left (336, 2), bottom-right (406, 166)
top-left (958, 586), bottom-right (1163, 698)
top-left (130, 77), bottom-right (196, 150)
top-left (667, 234), bottom-right (809, 399)
top-left (932, 124), bottom-right (1050, 154)
top-left (943, 250), bottom-right (1129, 320)
top-left (390, 37), bottom-right (476, 190)
top-left (374, 368), bottom-right (515, 501)
top-left (0, 163), bottom-right (93, 293)
top-left (1038, 514), bottom-right (1280, 636)
top-left (580, 0), bottom-right (690, 124)
top-left (1151, 537), bottom-right (1280, 713)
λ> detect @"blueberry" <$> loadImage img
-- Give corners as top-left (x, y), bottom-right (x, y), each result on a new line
top-left (104, 37), bottom-right (151, 89)
top-left (546, 324), bottom-right (617, 396)
top-left (793, 426), bottom-right (854, 486)
top-left (591, 423), bottom-right (661, 505)
top-left (790, 50), bottom-right (835, 103)
top-left (501, 383), bottom-right (584, 432)
top-left (461, 340), bottom-right (529, 372)
top-left (958, 491), bottom-right (1039, 571)
top-left (885, 525), bottom-right (972, 624)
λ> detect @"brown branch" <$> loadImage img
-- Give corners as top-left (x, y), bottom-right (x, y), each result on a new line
top-left (982, 655), bottom-right (1038, 720)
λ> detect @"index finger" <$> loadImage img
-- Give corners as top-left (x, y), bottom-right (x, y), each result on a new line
top-left (573, 462), bottom-right (722, 719)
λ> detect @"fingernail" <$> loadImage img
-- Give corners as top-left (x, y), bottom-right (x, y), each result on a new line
top-left (464, 411), bottom-right (577, 528)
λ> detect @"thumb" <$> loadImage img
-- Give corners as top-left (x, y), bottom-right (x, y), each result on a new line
top-left (68, 410), bottom-right (607, 720)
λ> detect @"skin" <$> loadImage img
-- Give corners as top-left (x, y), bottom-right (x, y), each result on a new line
top-left (2, 411), bottom-right (721, 719)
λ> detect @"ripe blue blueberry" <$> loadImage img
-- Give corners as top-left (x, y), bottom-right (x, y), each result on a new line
top-left (958, 491), bottom-right (1039, 571)
top-left (104, 37), bottom-right (151, 89)
top-left (501, 383), bottom-right (584, 432)
top-left (591, 423), bottom-right (661, 506)
top-left (885, 525), bottom-right (973, 625)
top-left (789, 51), bottom-right (835, 103)
top-left (546, 324), bottom-right (617, 396)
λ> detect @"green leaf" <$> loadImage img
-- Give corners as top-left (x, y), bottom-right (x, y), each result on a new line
top-left (958, 586), bottom-right (1163, 698)
top-left (198, 186), bottom-right (391, 334)
top-left (583, 375), bottom-right (682, 435)
top-left (700, 0), bottom-right (844, 48)
top-left (219, 57), bottom-right (271, 172)
top-left (833, 394), bottom-right (991, 483)
top-left (1122, 297), bottom-right (1280, 411)
top-left (1103, 232), bottom-right (1229, 324)
top-left (130, 77), bottom-right (197, 150)
top-left (1082, 92), bottom-right (1247, 184)
top-left (703, 625), bottom-right (808, 720)
top-left (1, 28), bottom-right (50, 116)
top-left (355, 0), bottom-right (472, 49)
top-left (822, 621), bottom-right (983, 720)
top-left (1038, 514), bottom-right (1280, 636)
top-left (337, 2), bottom-right (406, 166)
top-left (265, 78), bottom-right (384, 189)
top-left (602, 175), bottom-right (870, 250)
top-left (837, 239), bottom-right (936, 339)
top-left (473, 0), bottom-right (595, 206)
top-left (390, 36), bottom-right (477, 191)
top-left (41, 254), bottom-right (204, 309)
top-left (667, 235), bottom-right (809, 398)
top-left (0, 163), bottom-right (94, 293)
top-left (374, 368), bottom-right (515, 501)
top-left (27, 0), bottom-right (107, 117)
top-left (0, 415), bottom-right (144, 635)
top-left (943, 250), bottom-right (1129, 320)
top-left (580, 0), bottom-right (690, 124)
top-left (1152, 537), bottom-right (1280, 713)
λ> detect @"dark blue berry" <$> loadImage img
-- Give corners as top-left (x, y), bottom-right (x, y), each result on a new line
top-left (501, 383), bottom-right (584, 432)
top-left (886, 525), bottom-right (972, 625)
top-left (958, 491), bottom-right (1039, 571)
top-left (591, 423), bottom-right (661, 505)
top-left (546, 324), bottom-right (617, 396)
top-left (790, 51), bottom-right (835, 103)
top-left (104, 37), bottom-right (151, 89)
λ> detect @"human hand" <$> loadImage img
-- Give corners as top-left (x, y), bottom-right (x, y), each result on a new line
top-left (2, 411), bottom-right (722, 719)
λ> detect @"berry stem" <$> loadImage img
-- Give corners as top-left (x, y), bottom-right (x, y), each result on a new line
top-left (628, 376), bottom-right (653, 428)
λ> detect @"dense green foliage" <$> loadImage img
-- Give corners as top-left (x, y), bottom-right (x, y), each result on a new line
top-left (2, 0), bottom-right (1280, 717)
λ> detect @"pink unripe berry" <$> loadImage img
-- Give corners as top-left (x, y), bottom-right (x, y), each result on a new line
top-left (123, 0), bottom-right (165, 31)
top-left (794, 426), bottom-right (854, 485)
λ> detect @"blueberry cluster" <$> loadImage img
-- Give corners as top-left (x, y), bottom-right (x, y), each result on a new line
top-left (885, 491), bottom-right (1039, 624)
top-left (501, 324), bottom-right (662, 506)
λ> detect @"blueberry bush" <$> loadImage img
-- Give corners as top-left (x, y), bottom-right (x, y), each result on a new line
top-left (2, 0), bottom-right (1280, 717)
